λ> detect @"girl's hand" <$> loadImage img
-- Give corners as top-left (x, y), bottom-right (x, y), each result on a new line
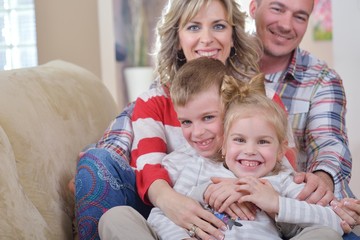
top-left (331, 198), bottom-right (360, 234)
top-left (205, 177), bottom-right (256, 220)
top-left (149, 180), bottom-right (227, 240)
top-left (236, 176), bottom-right (279, 214)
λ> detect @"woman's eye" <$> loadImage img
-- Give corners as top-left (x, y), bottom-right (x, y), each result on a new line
top-left (187, 25), bottom-right (200, 31)
top-left (213, 23), bottom-right (226, 31)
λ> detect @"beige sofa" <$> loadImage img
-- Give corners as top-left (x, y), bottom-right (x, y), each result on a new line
top-left (0, 61), bottom-right (118, 239)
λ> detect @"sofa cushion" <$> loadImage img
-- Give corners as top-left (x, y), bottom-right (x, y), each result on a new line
top-left (0, 60), bottom-right (117, 239)
top-left (0, 126), bottom-right (51, 239)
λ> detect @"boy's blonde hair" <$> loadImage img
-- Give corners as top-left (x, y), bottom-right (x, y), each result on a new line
top-left (170, 57), bottom-right (227, 107)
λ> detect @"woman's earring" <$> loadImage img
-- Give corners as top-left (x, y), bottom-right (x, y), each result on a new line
top-left (177, 49), bottom-right (186, 62)
top-left (230, 47), bottom-right (237, 58)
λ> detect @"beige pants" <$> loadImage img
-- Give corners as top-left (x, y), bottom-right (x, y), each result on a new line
top-left (98, 206), bottom-right (344, 240)
top-left (99, 206), bottom-right (158, 240)
top-left (290, 226), bottom-right (342, 240)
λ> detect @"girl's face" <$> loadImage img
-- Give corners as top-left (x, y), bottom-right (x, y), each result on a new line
top-left (223, 115), bottom-right (284, 178)
top-left (175, 85), bottom-right (224, 158)
top-left (178, 0), bottom-right (233, 64)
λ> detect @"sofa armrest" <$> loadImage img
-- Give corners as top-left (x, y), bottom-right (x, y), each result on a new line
top-left (0, 60), bottom-right (117, 239)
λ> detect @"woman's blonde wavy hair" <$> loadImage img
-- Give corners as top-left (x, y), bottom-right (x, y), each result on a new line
top-left (153, 0), bottom-right (262, 85)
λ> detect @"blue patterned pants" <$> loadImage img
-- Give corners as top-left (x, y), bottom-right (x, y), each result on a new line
top-left (75, 148), bottom-right (152, 240)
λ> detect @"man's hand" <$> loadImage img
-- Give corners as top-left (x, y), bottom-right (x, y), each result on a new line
top-left (293, 171), bottom-right (334, 206)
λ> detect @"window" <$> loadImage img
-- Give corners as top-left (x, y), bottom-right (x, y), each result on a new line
top-left (235, 0), bottom-right (256, 33)
top-left (0, 0), bottom-right (37, 70)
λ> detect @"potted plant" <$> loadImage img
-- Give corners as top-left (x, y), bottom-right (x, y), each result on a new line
top-left (115, 0), bottom-right (155, 102)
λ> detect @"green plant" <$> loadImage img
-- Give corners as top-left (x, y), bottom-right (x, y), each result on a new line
top-left (122, 0), bottom-right (150, 67)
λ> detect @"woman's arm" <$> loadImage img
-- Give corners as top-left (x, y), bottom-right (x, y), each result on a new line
top-left (148, 179), bottom-right (227, 240)
top-left (331, 198), bottom-right (360, 234)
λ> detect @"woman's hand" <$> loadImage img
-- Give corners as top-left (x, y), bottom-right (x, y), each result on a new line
top-left (331, 198), bottom-right (360, 234)
top-left (293, 171), bottom-right (334, 206)
top-left (204, 177), bottom-right (256, 220)
top-left (148, 179), bottom-right (227, 240)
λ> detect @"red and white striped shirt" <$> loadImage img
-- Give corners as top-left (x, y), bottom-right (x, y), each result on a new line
top-left (131, 81), bottom-right (296, 203)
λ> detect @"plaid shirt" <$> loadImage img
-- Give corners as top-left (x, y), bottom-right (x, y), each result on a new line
top-left (265, 47), bottom-right (354, 199)
top-left (95, 102), bottom-right (135, 164)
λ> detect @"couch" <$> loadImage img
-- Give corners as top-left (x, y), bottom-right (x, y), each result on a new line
top-left (0, 60), bottom-right (118, 239)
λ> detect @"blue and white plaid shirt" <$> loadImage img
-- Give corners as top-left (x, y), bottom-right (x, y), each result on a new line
top-left (265, 47), bottom-right (354, 199)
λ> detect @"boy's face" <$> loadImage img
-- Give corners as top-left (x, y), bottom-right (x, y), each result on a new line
top-left (175, 85), bottom-right (224, 158)
top-left (223, 115), bottom-right (283, 178)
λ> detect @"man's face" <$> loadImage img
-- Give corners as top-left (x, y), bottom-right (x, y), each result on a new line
top-left (249, 0), bottom-right (313, 58)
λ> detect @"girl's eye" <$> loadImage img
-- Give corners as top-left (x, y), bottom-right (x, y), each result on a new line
top-left (259, 139), bottom-right (270, 144)
top-left (203, 115), bottom-right (215, 121)
top-left (233, 137), bottom-right (245, 143)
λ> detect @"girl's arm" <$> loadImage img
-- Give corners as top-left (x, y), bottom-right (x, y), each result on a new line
top-left (236, 175), bottom-right (343, 237)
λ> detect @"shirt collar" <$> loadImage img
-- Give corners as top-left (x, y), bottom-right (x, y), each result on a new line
top-left (265, 47), bottom-right (303, 83)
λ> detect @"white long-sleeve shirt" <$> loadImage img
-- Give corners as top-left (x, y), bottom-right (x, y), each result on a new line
top-left (147, 143), bottom-right (343, 240)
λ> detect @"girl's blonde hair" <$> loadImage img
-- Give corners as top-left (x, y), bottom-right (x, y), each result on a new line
top-left (220, 74), bottom-right (289, 174)
top-left (154, 0), bottom-right (262, 85)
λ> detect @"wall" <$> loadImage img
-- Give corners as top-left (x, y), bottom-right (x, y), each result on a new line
top-left (300, 19), bottom-right (333, 68)
top-left (35, 0), bottom-right (100, 76)
top-left (332, 0), bottom-right (360, 198)
top-left (34, 0), bottom-right (124, 109)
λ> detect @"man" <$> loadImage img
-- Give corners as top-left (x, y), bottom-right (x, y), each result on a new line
top-left (249, 0), bottom-right (360, 237)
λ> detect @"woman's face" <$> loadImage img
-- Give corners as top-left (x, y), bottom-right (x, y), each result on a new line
top-left (178, 0), bottom-right (233, 64)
